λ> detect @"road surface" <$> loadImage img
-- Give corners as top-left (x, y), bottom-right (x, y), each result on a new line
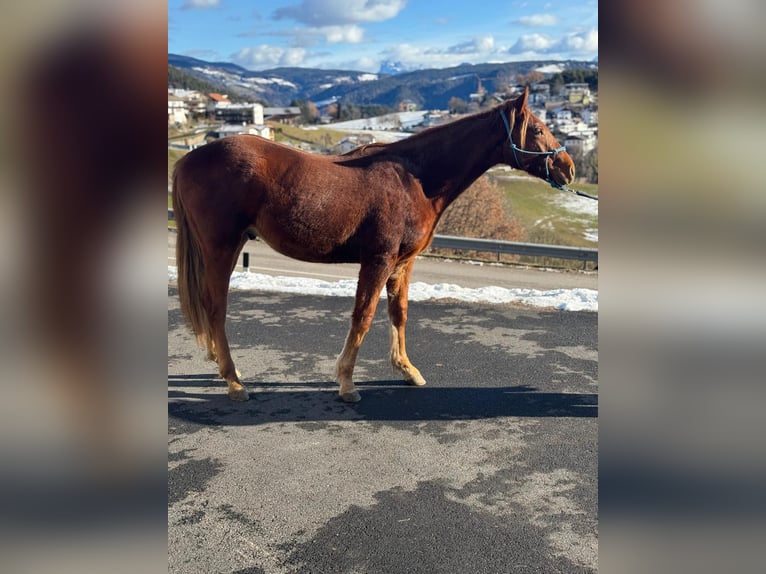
top-left (168, 277), bottom-right (598, 572)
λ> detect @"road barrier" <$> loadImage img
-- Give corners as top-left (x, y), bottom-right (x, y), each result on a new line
top-left (168, 209), bottom-right (597, 264)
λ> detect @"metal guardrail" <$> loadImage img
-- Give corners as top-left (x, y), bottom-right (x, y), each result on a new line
top-left (168, 209), bottom-right (597, 263)
top-left (430, 234), bottom-right (597, 262)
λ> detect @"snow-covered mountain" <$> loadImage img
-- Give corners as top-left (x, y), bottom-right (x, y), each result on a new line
top-left (168, 54), bottom-right (596, 109)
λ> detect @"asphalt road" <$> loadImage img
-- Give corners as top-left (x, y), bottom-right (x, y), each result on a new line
top-left (168, 279), bottom-right (598, 573)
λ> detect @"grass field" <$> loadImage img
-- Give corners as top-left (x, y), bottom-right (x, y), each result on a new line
top-left (270, 123), bottom-right (348, 148)
top-left (490, 170), bottom-right (598, 247)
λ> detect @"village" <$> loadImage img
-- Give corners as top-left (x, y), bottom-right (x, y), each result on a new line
top-left (168, 78), bottom-right (598, 171)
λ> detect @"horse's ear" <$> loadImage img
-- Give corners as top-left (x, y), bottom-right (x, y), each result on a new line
top-left (515, 86), bottom-right (530, 110)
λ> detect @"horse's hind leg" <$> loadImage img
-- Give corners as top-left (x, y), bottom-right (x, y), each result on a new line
top-left (336, 257), bottom-right (395, 402)
top-left (204, 236), bottom-right (249, 401)
top-left (386, 259), bottom-right (426, 387)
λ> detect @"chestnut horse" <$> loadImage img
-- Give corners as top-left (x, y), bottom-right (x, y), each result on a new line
top-left (172, 87), bottom-right (574, 403)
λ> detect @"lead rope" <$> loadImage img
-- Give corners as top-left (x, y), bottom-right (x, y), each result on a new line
top-left (500, 110), bottom-right (598, 201)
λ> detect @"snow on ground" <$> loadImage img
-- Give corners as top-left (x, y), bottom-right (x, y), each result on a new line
top-left (168, 266), bottom-right (597, 312)
top-left (551, 189), bottom-right (598, 243)
top-left (535, 63), bottom-right (565, 74)
top-left (322, 111), bottom-right (428, 131)
top-left (583, 229), bottom-right (599, 242)
top-left (553, 190), bottom-right (599, 218)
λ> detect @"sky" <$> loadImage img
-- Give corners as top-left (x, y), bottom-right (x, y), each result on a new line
top-left (168, 0), bottom-right (598, 72)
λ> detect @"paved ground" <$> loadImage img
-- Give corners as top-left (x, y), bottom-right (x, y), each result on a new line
top-left (168, 281), bottom-right (598, 573)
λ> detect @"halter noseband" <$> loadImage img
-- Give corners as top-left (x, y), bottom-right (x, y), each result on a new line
top-left (500, 110), bottom-right (567, 190)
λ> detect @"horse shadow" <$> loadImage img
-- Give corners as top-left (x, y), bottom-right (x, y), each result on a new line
top-left (168, 373), bottom-right (597, 428)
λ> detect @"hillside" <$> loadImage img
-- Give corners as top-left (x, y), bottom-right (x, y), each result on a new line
top-left (168, 54), bottom-right (597, 109)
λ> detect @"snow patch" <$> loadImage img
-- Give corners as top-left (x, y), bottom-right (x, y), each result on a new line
top-left (168, 267), bottom-right (597, 312)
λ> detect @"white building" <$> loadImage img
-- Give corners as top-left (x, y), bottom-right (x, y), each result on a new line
top-left (581, 107), bottom-right (599, 126)
top-left (168, 95), bottom-right (188, 125)
top-left (333, 133), bottom-right (375, 154)
top-left (205, 123), bottom-right (272, 142)
top-left (564, 132), bottom-right (597, 156)
top-left (561, 83), bottom-right (592, 104)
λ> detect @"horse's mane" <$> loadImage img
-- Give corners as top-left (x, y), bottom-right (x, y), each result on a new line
top-left (334, 100), bottom-right (523, 168)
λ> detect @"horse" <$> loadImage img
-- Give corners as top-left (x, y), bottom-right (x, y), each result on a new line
top-left (172, 87), bottom-right (574, 403)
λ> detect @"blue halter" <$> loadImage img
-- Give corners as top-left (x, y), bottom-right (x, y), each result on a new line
top-left (500, 110), bottom-right (567, 190)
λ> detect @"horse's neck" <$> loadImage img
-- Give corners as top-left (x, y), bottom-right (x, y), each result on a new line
top-left (404, 111), bottom-right (505, 214)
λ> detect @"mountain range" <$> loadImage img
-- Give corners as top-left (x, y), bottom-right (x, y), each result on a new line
top-left (168, 53), bottom-right (597, 109)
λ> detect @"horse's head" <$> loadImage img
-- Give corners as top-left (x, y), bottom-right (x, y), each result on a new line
top-left (500, 87), bottom-right (575, 187)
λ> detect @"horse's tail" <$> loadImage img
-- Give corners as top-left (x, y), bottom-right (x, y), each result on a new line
top-left (172, 162), bottom-right (212, 352)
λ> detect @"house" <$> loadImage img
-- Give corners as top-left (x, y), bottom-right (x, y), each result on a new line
top-left (529, 106), bottom-right (547, 123)
top-left (564, 132), bottom-right (597, 156)
top-left (263, 106), bottom-right (302, 124)
top-left (204, 123), bottom-right (272, 142)
top-left (529, 83), bottom-right (551, 105)
top-left (168, 95), bottom-right (188, 125)
top-left (550, 107), bottom-right (573, 122)
top-left (206, 93), bottom-right (230, 114)
top-left (170, 88), bottom-right (200, 99)
top-left (561, 83), bottom-right (591, 104)
top-left (333, 133), bottom-right (375, 155)
top-left (398, 100), bottom-right (418, 112)
top-left (215, 102), bottom-right (264, 125)
top-left (418, 111), bottom-right (450, 129)
top-left (581, 106), bottom-right (598, 126)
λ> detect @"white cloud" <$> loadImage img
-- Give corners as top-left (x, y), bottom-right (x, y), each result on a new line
top-left (274, 0), bottom-right (407, 26)
top-left (319, 24), bottom-right (365, 43)
top-left (515, 13), bottom-right (559, 27)
top-left (510, 33), bottom-right (556, 53)
top-left (448, 35), bottom-right (495, 55)
top-left (181, 0), bottom-right (220, 9)
top-left (232, 45), bottom-right (308, 69)
top-left (474, 34), bottom-right (496, 52)
top-left (508, 28), bottom-right (598, 57)
top-left (556, 28), bottom-right (598, 53)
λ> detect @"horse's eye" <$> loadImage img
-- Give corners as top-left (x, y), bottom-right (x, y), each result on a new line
top-left (534, 127), bottom-right (544, 135)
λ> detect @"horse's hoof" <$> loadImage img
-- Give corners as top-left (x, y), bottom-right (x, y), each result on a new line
top-left (228, 387), bottom-right (250, 401)
top-left (406, 374), bottom-right (427, 387)
top-left (340, 390), bottom-right (361, 403)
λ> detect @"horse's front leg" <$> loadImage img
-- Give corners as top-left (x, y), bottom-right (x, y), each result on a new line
top-left (386, 259), bottom-right (427, 387)
top-left (335, 257), bottom-right (394, 403)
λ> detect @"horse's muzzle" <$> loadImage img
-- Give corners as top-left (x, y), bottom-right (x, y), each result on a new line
top-left (550, 152), bottom-right (575, 186)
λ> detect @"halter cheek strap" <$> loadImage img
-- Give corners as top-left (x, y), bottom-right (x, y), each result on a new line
top-left (500, 110), bottom-right (567, 189)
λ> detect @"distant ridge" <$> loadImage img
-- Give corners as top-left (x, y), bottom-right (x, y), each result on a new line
top-left (168, 54), bottom-right (597, 108)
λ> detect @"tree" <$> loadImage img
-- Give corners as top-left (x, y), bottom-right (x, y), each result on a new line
top-left (433, 176), bottom-right (525, 261)
top-left (291, 99), bottom-right (319, 124)
top-left (448, 97), bottom-right (469, 115)
top-left (569, 146), bottom-right (598, 184)
top-left (583, 147), bottom-right (598, 183)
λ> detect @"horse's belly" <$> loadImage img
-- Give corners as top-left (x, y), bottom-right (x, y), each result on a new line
top-left (253, 222), bottom-right (361, 264)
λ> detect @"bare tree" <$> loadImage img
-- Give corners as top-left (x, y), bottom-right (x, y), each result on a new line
top-left (433, 176), bottom-right (525, 261)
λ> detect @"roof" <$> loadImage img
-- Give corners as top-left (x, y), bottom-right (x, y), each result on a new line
top-left (208, 93), bottom-right (229, 102)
